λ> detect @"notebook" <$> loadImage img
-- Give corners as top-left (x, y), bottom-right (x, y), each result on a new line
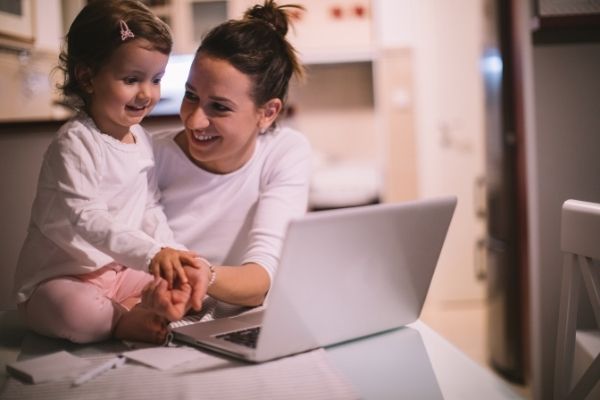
top-left (172, 196), bottom-right (457, 363)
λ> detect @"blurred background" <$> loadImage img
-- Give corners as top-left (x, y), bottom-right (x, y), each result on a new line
top-left (1, 1), bottom-right (600, 399)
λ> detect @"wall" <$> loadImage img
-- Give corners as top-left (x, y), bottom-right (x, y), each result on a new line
top-left (0, 126), bottom-right (54, 309)
top-left (413, 0), bottom-right (486, 303)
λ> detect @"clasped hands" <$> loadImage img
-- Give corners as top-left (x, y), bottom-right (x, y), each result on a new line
top-left (143, 250), bottom-right (213, 321)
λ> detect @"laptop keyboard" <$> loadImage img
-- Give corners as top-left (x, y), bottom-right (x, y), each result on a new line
top-left (216, 326), bottom-right (261, 349)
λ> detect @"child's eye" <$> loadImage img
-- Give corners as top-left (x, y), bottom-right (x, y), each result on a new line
top-left (183, 90), bottom-right (199, 102)
top-left (123, 77), bottom-right (138, 85)
top-left (152, 77), bottom-right (162, 85)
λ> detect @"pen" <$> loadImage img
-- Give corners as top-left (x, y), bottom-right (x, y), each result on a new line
top-left (72, 355), bottom-right (126, 387)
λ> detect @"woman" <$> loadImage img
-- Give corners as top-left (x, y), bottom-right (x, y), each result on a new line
top-left (142, 0), bottom-right (311, 322)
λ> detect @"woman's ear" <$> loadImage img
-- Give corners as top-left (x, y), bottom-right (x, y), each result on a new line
top-left (259, 98), bottom-right (282, 131)
top-left (75, 64), bottom-right (94, 94)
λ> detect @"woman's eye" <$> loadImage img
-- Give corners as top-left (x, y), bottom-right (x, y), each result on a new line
top-left (184, 90), bottom-right (199, 101)
top-left (211, 103), bottom-right (230, 113)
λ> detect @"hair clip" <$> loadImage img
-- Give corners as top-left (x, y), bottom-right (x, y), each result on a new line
top-left (119, 20), bottom-right (135, 41)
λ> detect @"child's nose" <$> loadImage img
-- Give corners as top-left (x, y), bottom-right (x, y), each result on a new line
top-left (137, 84), bottom-right (153, 103)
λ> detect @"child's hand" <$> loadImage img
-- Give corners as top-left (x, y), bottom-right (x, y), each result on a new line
top-left (141, 277), bottom-right (192, 321)
top-left (148, 247), bottom-right (201, 288)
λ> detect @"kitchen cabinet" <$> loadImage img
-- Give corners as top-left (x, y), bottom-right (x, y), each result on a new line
top-left (148, 0), bottom-right (373, 61)
top-left (0, 0), bottom-right (71, 122)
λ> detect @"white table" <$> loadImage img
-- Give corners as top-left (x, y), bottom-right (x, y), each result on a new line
top-left (327, 320), bottom-right (523, 399)
top-left (0, 311), bottom-right (522, 399)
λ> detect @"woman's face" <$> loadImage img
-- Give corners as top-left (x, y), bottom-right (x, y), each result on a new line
top-left (178, 54), bottom-right (280, 174)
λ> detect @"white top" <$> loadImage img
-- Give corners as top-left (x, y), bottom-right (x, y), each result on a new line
top-left (14, 114), bottom-right (179, 303)
top-left (153, 126), bottom-right (311, 282)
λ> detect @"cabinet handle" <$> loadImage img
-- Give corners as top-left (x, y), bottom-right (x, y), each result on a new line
top-left (474, 176), bottom-right (486, 219)
top-left (474, 238), bottom-right (487, 281)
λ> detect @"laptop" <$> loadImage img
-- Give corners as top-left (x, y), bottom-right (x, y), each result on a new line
top-left (172, 196), bottom-right (457, 362)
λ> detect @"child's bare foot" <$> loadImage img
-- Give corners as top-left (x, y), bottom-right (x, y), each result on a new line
top-left (113, 305), bottom-right (169, 344)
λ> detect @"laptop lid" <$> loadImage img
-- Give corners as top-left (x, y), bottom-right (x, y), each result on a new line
top-left (173, 196), bottom-right (456, 362)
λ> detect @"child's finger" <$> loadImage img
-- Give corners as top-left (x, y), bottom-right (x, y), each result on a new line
top-left (174, 259), bottom-right (188, 284)
top-left (181, 254), bottom-right (202, 269)
top-left (162, 261), bottom-right (175, 289)
top-left (149, 260), bottom-right (160, 278)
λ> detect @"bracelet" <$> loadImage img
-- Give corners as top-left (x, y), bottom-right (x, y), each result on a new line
top-left (196, 257), bottom-right (216, 287)
top-left (207, 263), bottom-right (217, 287)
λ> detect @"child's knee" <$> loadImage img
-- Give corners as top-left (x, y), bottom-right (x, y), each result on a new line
top-left (56, 297), bottom-right (120, 343)
top-left (25, 286), bottom-right (120, 343)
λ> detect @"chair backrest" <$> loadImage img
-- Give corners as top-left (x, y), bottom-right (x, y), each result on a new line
top-left (555, 199), bottom-right (600, 400)
top-left (561, 199), bottom-right (600, 260)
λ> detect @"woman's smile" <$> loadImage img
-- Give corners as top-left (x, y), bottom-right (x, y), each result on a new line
top-left (192, 131), bottom-right (220, 142)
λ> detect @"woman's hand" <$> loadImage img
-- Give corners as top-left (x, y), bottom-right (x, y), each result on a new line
top-left (183, 261), bottom-right (213, 312)
top-left (141, 277), bottom-right (192, 321)
top-left (148, 248), bottom-right (201, 288)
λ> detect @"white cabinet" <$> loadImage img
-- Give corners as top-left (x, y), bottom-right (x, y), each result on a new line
top-left (150, 0), bottom-right (374, 62)
top-left (149, 0), bottom-right (228, 54)
top-left (229, 0), bottom-right (372, 64)
top-left (0, 0), bottom-right (71, 122)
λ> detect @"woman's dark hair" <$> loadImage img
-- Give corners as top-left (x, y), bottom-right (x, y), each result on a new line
top-left (58, 0), bottom-right (172, 109)
top-left (197, 0), bottom-right (304, 108)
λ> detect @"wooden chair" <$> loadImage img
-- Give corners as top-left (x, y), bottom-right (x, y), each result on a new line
top-left (555, 199), bottom-right (600, 400)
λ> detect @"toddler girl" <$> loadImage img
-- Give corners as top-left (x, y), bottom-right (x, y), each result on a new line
top-left (13, 0), bottom-right (201, 344)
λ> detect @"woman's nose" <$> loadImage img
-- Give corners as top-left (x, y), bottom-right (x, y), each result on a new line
top-left (186, 106), bottom-right (210, 130)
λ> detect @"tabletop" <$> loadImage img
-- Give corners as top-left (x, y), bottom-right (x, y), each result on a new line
top-left (0, 311), bottom-right (523, 399)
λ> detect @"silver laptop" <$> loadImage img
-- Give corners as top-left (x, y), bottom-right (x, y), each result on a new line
top-left (172, 196), bottom-right (457, 362)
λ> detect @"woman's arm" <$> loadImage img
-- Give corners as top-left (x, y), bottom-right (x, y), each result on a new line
top-left (209, 131), bottom-right (311, 306)
top-left (148, 262), bottom-right (269, 319)
top-left (207, 263), bottom-right (270, 306)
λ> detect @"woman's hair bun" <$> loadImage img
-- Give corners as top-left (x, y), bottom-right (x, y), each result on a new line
top-left (244, 0), bottom-right (303, 37)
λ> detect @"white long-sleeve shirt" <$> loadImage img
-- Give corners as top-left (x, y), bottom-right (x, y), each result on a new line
top-left (14, 113), bottom-right (179, 303)
top-left (153, 126), bottom-right (311, 283)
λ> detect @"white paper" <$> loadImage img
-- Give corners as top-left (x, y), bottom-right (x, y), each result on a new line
top-left (6, 350), bottom-right (91, 384)
top-left (122, 346), bottom-right (203, 371)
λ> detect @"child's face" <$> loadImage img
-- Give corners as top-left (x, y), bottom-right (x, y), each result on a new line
top-left (86, 39), bottom-right (168, 139)
top-left (179, 54), bottom-right (279, 174)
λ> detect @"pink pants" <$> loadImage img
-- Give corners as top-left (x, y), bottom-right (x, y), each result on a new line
top-left (19, 263), bottom-right (153, 343)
